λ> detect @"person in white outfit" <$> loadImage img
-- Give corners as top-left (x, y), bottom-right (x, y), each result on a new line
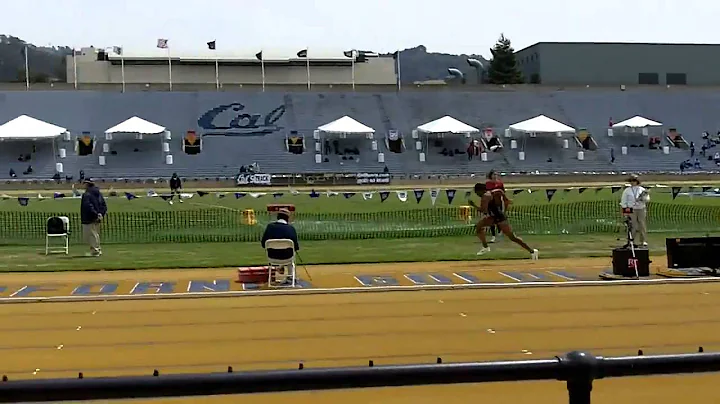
top-left (620, 175), bottom-right (650, 246)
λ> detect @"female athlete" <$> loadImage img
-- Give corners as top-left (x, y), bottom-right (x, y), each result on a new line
top-left (469, 182), bottom-right (539, 259)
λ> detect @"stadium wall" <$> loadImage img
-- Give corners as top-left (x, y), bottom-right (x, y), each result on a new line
top-left (515, 42), bottom-right (720, 86)
top-left (1, 89), bottom-right (719, 138)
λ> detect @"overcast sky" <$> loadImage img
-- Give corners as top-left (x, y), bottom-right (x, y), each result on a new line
top-left (2, 0), bottom-right (717, 57)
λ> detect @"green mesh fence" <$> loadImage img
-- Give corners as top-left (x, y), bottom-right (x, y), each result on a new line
top-left (0, 201), bottom-right (718, 246)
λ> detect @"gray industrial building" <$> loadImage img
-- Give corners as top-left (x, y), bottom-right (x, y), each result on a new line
top-left (515, 42), bottom-right (720, 86)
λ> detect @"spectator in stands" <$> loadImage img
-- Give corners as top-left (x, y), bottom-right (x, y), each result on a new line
top-left (383, 165), bottom-right (389, 174)
top-left (690, 142), bottom-right (695, 157)
top-left (9, 169), bottom-right (16, 178)
top-left (261, 208), bottom-right (299, 260)
top-left (52, 172), bottom-right (61, 182)
top-left (169, 173), bottom-right (183, 203)
top-left (610, 147), bottom-right (615, 164)
top-left (79, 170), bottom-right (85, 183)
top-left (23, 165), bottom-right (32, 175)
top-left (694, 158), bottom-right (702, 169)
top-left (80, 179), bottom-right (107, 257)
top-left (715, 152), bottom-right (720, 164)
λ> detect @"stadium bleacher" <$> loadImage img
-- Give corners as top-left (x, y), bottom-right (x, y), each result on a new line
top-left (0, 89), bottom-right (713, 180)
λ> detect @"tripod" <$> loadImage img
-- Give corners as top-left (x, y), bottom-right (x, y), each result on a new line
top-left (623, 216), bottom-right (640, 279)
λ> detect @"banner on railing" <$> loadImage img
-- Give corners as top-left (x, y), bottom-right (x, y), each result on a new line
top-left (356, 173), bottom-right (391, 185)
top-left (236, 173), bottom-right (272, 186)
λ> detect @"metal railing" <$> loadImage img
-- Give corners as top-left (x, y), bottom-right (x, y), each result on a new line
top-left (1, 351), bottom-right (719, 403)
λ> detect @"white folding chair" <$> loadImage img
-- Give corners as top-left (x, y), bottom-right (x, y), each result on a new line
top-left (265, 239), bottom-right (297, 288)
top-left (45, 216), bottom-right (70, 255)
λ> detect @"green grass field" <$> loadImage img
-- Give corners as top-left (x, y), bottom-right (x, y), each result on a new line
top-left (0, 183), bottom-right (717, 272)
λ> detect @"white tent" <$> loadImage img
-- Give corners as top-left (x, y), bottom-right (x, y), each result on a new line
top-left (103, 117), bottom-right (170, 163)
top-left (317, 116), bottom-right (375, 135)
top-left (509, 115), bottom-right (575, 134)
top-left (0, 115), bottom-right (68, 140)
top-left (612, 116), bottom-right (662, 128)
top-left (105, 116), bottom-right (166, 134)
top-left (417, 116), bottom-right (479, 135)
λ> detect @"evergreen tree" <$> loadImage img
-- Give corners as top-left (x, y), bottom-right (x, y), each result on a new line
top-left (487, 34), bottom-right (523, 84)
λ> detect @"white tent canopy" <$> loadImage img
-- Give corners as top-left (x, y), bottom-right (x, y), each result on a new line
top-left (509, 115), bottom-right (575, 133)
top-left (105, 116), bottom-right (166, 134)
top-left (317, 116), bottom-right (375, 135)
top-left (0, 115), bottom-right (68, 140)
top-left (416, 116), bottom-right (479, 134)
top-left (612, 116), bottom-right (663, 128)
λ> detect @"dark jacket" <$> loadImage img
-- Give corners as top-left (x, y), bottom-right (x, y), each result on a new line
top-left (169, 176), bottom-right (182, 190)
top-left (261, 220), bottom-right (299, 260)
top-left (80, 186), bottom-right (108, 224)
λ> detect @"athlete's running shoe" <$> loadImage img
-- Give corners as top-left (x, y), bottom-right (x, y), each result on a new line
top-left (476, 247), bottom-right (491, 256)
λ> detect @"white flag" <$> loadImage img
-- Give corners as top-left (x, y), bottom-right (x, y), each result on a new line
top-left (249, 192), bottom-right (266, 198)
top-left (396, 191), bottom-right (408, 202)
top-left (326, 190), bottom-right (339, 197)
top-left (430, 189), bottom-right (439, 206)
top-left (362, 192), bottom-right (374, 200)
top-left (156, 39), bottom-right (169, 49)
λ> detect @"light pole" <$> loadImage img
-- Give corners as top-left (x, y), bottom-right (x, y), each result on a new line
top-left (447, 68), bottom-right (465, 84)
top-left (467, 58), bottom-right (485, 84)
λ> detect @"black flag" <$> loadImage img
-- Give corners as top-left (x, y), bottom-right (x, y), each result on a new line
top-left (545, 189), bottom-right (556, 202)
top-left (671, 186), bottom-right (682, 200)
top-left (379, 191), bottom-right (390, 202)
top-left (413, 189), bottom-right (424, 203)
top-left (446, 189), bottom-right (456, 205)
top-left (611, 186), bottom-right (621, 194)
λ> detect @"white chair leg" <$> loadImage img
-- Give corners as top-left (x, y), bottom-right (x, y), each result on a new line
top-left (291, 262), bottom-right (296, 287)
top-left (45, 235), bottom-right (49, 255)
top-left (64, 236), bottom-right (69, 255)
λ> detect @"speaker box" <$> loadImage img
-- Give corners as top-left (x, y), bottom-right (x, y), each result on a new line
top-left (666, 237), bottom-right (720, 269)
top-left (612, 247), bottom-right (650, 277)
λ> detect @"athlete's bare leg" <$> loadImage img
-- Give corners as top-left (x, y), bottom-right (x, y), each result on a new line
top-left (475, 217), bottom-right (495, 255)
top-left (476, 217), bottom-right (494, 247)
top-left (498, 221), bottom-right (538, 259)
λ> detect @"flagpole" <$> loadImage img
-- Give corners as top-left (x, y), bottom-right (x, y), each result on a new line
top-left (351, 51), bottom-right (356, 91)
top-left (120, 47), bottom-right (126, 93)
top-left (72, 47), bottom-right (78, 90)
top-left (396, 50), bottom-right (401, 92)
top-left (24, 45), bottom-right (29, 91)
top-left (260, 50), bottom-right (266, 92)
top-left (305, 47), bottom-right (310, 90)
top-left (167, 48), bottom-right (173, 91)
top-left (214, 52), bottom-right (219, 90)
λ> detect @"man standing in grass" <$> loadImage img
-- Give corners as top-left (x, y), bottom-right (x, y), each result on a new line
top-left (620, 174), bottom-right (650, 247)
top-left (80, 179), bottom-right (107, 257)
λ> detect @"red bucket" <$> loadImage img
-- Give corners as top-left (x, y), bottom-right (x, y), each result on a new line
top-left (237, 266), bottom-right (270, 284)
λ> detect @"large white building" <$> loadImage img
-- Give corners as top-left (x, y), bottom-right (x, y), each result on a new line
top-left (66, 47), bottom-right (398, 88)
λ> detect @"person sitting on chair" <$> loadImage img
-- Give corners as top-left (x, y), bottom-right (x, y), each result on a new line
top-left (261, 208), bottom-right (299, 260)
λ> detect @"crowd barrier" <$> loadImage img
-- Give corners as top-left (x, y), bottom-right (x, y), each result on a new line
top-left (0, 201), bottom-right (718, 245)
top-left (0, 351), bottom-right (718, 403)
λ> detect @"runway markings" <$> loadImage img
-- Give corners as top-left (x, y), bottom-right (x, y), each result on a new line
top-left (0, 266), bottom-right (717, 303)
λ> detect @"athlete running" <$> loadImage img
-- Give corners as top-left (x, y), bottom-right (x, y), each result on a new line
top-left (469, 182), bottom-right (539, 259)
top-left (485, 170), bottom-right (504, 243)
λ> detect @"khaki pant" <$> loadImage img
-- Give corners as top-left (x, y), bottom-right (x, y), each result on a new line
top-left (82, 223), bottom-right (101, 253)
top-left (630, 209), bottom-right (648, 244)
